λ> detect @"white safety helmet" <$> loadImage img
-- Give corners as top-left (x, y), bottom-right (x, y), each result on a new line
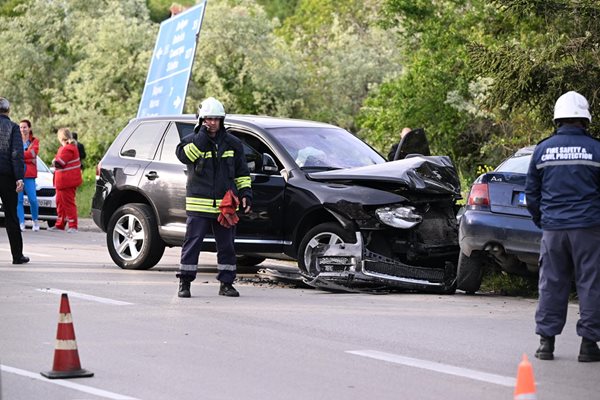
top-left (553, 91), bottom-right (592, 122)
top-left (197, 97), bottom-right (226, 119)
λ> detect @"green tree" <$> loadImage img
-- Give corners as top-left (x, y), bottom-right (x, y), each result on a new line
top-left (255, 0), bottom-right (298, 22)
top-left (360, 2), bottom-right (485, 160)
top-left (187, 0), bottom-right (306, 117)
top-left (0, 0), bottom-right (155, 163)
top-left (146, 0), bottom-right (197, 23)
top-left (274, 0), bottom-right (402, 131)
top-left (468, 0), bottom-right (600, 133)
top-left (0, 0), bottom-right (28, 16)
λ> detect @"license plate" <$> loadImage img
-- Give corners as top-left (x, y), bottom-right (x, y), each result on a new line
top-left (24, 198), bottom-right (52, 207)
top-left (517, 192), bottom-right (527, 206)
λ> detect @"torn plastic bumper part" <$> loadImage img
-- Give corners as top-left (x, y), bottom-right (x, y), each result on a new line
top-left (304, 233), bottom-right (452, 290)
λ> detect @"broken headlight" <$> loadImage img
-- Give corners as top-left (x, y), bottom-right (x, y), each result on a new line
top-left (375, 205), bottom-right (422, 229)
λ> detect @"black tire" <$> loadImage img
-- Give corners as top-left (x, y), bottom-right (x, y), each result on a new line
top-left (297, 222), bottom-right (356, 276)
top-left (47, 220), bottom-right (56, 228)
top-left (106, 203), bottom-right (165, 270)
top-left (236, 255), bottom-right (266, 267)
top-left (457, 250), bottom-right (484, 294)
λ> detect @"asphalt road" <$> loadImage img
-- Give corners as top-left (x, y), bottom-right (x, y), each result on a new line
top-left (1, 221), bottom-right (598, 399)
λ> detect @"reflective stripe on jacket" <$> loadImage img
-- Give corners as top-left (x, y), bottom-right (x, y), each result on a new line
top-left (54, 143), bottom-right (82, 189)
top-left (176, 125), bottom-right (252, 217)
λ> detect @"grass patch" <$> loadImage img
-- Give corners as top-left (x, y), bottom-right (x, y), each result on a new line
top-left (481, 271), bottom-right (539, 298)
top-left (76, 168), bottom-right (96, 218)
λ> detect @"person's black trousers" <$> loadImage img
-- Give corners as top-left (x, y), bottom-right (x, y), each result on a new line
top-left (0, 175), bottom-right (23, 261)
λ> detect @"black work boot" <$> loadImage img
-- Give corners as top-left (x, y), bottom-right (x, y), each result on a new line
top-left (178, 279), bottom-right (191, 298)
top-left (219, 283), bottom-right (239, 297)
top-left (535, 335), bottom-right (555, 360)
top-left (578, 338), bottom-right (600, 362)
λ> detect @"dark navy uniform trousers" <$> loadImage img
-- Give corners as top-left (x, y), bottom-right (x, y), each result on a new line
top-left (536, 227), bottom-right (600, 341)
top-left (178, 216), bottom-right (237, 284)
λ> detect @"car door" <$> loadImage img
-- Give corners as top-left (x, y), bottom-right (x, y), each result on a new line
top-left (228, 128), bottom-right (287, 254)
top-left (138, 121), bottom-right (194, 245)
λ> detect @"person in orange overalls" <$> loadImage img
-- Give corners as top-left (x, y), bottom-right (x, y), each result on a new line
top-left (50, 128), bottom-right (82, 232)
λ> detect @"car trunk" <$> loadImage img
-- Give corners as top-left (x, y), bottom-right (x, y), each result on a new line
top-left (485, 173), bottom-right (531, 217)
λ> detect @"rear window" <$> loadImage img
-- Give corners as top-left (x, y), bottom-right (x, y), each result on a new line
top-left (495, 154), bottom-right (532, 174)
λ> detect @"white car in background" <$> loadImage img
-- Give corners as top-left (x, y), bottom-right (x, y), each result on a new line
top-left (0, 157), bottom-right (57, 228)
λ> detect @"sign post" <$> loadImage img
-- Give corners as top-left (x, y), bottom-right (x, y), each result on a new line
top-left (137, 1), bottom-right (207, 117)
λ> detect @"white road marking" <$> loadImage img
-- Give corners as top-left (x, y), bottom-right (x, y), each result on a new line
top-left (0, 248), bottom-right (50, 257)
top-left (0, 364), bottom-right (139, 400)
top-left (36, 288), bottom-right (134, 305)
top-left (346, 350), bottom-right (516, 387)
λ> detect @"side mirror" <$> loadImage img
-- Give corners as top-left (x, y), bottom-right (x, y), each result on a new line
top-left (261, 153), bottom-right (278, 174)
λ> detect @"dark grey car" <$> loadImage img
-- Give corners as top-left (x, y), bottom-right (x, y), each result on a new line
top-left (92, 115), bottom-right (462, 293)
top-left (458, 146), bottom-right (541, 293)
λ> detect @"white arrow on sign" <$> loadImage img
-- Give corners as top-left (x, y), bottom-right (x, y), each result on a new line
top-left (173, 96), bottom-right (182, 108)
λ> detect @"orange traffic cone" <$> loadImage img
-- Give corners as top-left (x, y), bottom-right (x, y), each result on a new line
top-left (514, 353), bottom-right (536, 400)
top-left (41, 293), bottom-right (94, 379)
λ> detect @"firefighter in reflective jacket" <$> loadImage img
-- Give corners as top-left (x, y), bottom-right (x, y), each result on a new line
top-left (525, 91), bottom-right (600, 363)
top-left (175, 97), bottom-right (252, 298)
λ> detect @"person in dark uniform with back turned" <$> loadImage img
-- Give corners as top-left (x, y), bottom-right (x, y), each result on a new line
top-left (72, 132), bottom-right (86, 170)
top-left (0, 97), bottom-right (29, 264)
top-left (525, 91), bottom-right (600, 362)
top-left (175, 97), bottom-right (252, 298)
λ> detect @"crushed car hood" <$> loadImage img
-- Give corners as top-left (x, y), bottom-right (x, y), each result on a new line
top-left (307, 155), bottom-right (461, 195)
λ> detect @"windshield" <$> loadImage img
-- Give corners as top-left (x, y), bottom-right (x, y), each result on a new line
top-left (267, 127), bottom-right (385, 169)
top-left (36, 156), bottom-right (51, 173)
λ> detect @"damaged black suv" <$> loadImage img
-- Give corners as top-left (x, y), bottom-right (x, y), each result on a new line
top-left (92, 115), bottom-right (461, 293)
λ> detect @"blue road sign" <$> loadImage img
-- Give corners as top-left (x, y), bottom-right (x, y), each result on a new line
top-left (137, 1), bottom-right (207, 117)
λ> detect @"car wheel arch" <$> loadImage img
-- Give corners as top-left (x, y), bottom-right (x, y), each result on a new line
top-left (102, 188), bottom-right (156, 230)
top-left (291, 207), bottom-right (356, 256)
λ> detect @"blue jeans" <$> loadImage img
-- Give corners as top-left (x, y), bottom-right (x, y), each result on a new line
top-left (17, 178), bottom-right (39, 223)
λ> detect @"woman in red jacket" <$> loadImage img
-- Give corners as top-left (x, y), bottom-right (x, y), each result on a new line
top-left (17, 119), bottom-right (40, 231)
top-left (50, 128), bottom-right (82, 232)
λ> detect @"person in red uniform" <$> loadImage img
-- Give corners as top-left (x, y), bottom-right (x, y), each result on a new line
top-left (50, 127), bottom-right (82, 232)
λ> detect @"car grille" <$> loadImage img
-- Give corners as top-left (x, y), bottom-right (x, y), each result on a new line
top-left (363, 250), bottom-right (446, 282)
top-left (37, 188), bottom-right (56, 197)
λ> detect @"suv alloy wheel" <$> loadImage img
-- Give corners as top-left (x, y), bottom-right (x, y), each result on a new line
top-left (106, 203), bottom-right (165, 270)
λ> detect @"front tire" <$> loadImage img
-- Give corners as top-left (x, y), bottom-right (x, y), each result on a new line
top-left (106, 203), bottom-right (165, 270)
top-left (297, 222), bottom-right (356, 276)
top-left (457, 250), bottom-right (484, 294)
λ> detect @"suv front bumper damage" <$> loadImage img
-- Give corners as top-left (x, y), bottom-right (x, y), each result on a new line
top-left (304, 233), bottom-right (455, 292)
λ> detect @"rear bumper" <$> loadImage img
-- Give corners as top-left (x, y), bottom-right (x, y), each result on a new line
top-left (459, 209), bottom-right (541, 261)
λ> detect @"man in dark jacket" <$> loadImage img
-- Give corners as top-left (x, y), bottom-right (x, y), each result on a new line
top-left (525, 91), bottom-right (600, 362)
top-left (175, 97), bottom-right (252, 298)
top-left (0, 98), bottom-right (29, 264)
top-left (72, 132), bottom-right (86, 170)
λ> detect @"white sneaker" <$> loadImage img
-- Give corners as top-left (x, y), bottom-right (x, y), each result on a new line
top-left (19, 223), bottom-right (25, 232)
top-left (32, 220), bottom-right (40, 232)
top-left (67, 228), bottom-right (78, 233)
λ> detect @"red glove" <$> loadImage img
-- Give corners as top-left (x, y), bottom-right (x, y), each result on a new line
top-left (218, 190), bottom-right (240, 228)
